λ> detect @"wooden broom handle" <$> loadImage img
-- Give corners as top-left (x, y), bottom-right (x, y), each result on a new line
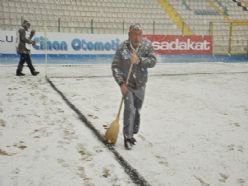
top-left (116, 63), bottom-right (133, 119)
top-left (116, 44), bottom-right (138, 119)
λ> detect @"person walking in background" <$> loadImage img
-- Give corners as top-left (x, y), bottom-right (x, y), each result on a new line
top-left (112, 23), bottom-right (157, 150)
top-left (16, 20), bottom-right (39, 76)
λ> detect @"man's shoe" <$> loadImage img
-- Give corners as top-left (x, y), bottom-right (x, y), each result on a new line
top-left (130, 137), bottom-right (137, 145)
top-left (16, 72), bottom-right (25, 76)
top-left (32, 71), bottom-right (39, 76)
top-left (124, 139), bottom-right (133, 150)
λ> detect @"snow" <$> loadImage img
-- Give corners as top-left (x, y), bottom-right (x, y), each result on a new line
top-left (0, 62), bottom-right (248, 186)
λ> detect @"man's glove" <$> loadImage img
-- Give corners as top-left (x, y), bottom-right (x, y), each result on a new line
top-left (30, 29), bottom-right (35, 38)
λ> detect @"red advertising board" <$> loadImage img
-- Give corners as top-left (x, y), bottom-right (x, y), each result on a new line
top-left (144, 35), bottom-right (213, 54)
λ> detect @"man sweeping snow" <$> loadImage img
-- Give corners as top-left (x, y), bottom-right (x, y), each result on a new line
top-left (112, 23), bottom-right (157, 150)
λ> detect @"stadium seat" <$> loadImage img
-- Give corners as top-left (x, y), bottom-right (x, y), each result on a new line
top-left (0, 0), bottom-right (180, 35)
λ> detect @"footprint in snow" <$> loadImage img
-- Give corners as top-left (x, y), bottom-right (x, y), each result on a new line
top-left (0, 119), bottom-right (6, 127)
top-left (155, 155), bottom-right (169, 167)
top-left (219, 173), bottom-right (228, 183)
top-left (77, 144), bottom-right (93, 161)
top-left (194, 175), bottom-right (210, 186)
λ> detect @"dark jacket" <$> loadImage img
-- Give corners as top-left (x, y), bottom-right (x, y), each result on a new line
top-left (17, 27), bottom-right (33, 54)
top-left (112, 39), bottom-right (156, 88)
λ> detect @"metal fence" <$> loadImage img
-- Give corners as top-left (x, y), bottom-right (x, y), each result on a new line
top-left (1, 17), bottom-right (248, 55)
top-left (209, 20), bottom-right (248, 55)
top-left (0, 16), bottom-right (180, 35)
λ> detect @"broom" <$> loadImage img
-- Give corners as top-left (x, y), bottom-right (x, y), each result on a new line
top-left (104, 63), bottom-right (134, 144)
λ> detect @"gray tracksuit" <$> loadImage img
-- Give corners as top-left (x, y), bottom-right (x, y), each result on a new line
top-left (112, 39), bottom-right (156, 139)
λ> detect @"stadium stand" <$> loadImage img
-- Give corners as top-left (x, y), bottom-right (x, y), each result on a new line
top-left (0, 0), bottom-right (180, 35)
top-left (165, 0), bottom-right (248, 54)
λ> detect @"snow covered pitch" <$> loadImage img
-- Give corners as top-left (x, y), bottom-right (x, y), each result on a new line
top-left (0, 62), bottom-right (248, 186)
